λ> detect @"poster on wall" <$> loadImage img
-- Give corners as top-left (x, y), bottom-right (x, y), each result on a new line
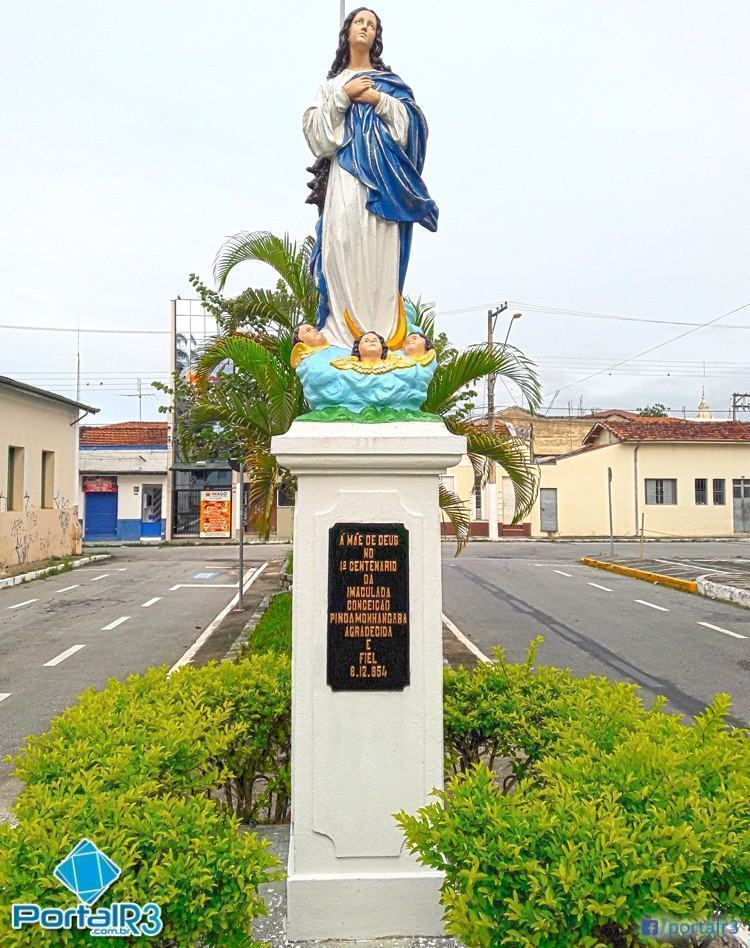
top-left (199, 490), bottom-right (231, 538)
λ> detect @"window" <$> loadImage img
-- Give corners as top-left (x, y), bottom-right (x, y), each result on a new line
top-left (439, 474), bottom-right (456, 495)
top-left (645, 479), bottom-right (677, 505)
top-left (41, 451), bottom-right (55, 508)
top-left (473, 474), bottom-right (483, 519)
top-left (713, 479), bottom-right (726, 505)
top-left (694, 478), bottom-right (707, 505)
top-left (276, 485), bottom-right (294, 508)
top-left (7, 446), bottom-right (24, 511)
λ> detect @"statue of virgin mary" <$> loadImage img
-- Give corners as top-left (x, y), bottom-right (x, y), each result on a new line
top-left (303, 7), bottom-right (438, 351)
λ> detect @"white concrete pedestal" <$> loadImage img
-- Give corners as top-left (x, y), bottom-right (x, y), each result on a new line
top-left (271, 421), bottom-right (465, 941)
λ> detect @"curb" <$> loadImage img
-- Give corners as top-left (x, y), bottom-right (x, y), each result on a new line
top-left (225, 593), bottom-right (273, 661)
top-left (580, 557), bottom-right (698, 593)
top-left (699, 578), bottom-right (750, 610)
top-left (0, 554), bottom-right (111, 590)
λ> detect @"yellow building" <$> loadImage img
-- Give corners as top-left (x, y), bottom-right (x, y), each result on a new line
top-left (0, 376), bottom-right (98, 568)
top-left (444, 418), bottom-right (750, 539)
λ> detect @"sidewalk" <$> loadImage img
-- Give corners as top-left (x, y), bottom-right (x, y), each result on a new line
top-left (581, 555), bottom-right (750, 608)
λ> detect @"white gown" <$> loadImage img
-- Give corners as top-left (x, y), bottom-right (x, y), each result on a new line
top-left (303, 69), bottom-right (409, 350)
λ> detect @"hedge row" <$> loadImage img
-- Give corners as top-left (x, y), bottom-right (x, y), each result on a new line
top-left (0, 653), bottom-right (290, 946)
top-left (399, 637), bottom-right (750, 947)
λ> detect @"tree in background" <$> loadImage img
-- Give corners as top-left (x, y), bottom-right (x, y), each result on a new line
top-left (638, 403), bottom-right (668, 417)
top-left (156, 231), bottom-right (541, 548)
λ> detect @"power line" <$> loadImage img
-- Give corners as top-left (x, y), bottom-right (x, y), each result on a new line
top-left (437, 299), bottom-right (750, 331)
top-left (544, 300), bottom-right (750, 409)
top-left (0, 323), bottom-right (170, 335)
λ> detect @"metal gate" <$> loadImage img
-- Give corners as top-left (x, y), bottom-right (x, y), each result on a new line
top-left (540, 488), bottom-right (558, 532)
top-left (733, 479), bottom-right (750, 533)
top-left (85, 491), bottom-right (118, 540)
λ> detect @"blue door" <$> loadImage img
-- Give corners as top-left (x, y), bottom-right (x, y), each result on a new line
top-left (85, 491), bottom-right (118, 540)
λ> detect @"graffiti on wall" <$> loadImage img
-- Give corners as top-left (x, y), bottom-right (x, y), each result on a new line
top-left (1, 507), bottom-right (81, 567)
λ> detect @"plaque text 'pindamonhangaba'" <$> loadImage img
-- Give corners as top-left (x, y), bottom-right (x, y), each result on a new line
top-left (327, 523), bottom-right (409, 690)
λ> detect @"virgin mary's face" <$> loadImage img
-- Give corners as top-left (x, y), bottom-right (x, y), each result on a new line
top-left (349, 10), bottom-right (377, 53)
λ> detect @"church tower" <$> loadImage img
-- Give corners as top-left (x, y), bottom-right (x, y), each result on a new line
top-left (697, 387), bottom-right (712, 421)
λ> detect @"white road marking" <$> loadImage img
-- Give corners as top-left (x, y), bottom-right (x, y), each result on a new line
top-left (553, 570), bottom-right (573, 578)
top-left (169, 583), bottom-right (240, 590)
top-left (169, 563), bottom-right (268, 674)
top-left (442, 613), bottom-right (492, 663)
top-left (44, 644), bottom-right (86, 667)
top-left (634, 599), bottom-right (669, 612)
top-left (7, 599), bottom-right (38, 610)
top-left (588, 582), bottom-right (613, 592)
top-left (141, 597), bottom-right (161, 608)
top-left (0, 693), bottom-right (11, 704)
top-left (90, 574), bottom-right (110, 582)
top-left (101, 616), bottom-right (130, 631)
top-left (698, 621), bottom-right (747, 640)
top-left (57, 584), bottom-right (80, 593)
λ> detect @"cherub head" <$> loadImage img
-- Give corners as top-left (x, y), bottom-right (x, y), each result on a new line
top-left (402, 332), bottom-right (434, 358)
top-left (352, 331), bottom-right (388, 363)
top-left (293, 323), bottom-right (328, 348)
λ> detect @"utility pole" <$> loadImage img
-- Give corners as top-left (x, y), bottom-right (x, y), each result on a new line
top-left (485, 303), bottom-right (508, 541)
top-left (237, 458), bottom-right (244, 610)
top-left (340, 0), bottom-right (346, 27)
top-left (137, 378), bottom-right (143, 421)
top-left (731, 393), bottom-right (750, 422)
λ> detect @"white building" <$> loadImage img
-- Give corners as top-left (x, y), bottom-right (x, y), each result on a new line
top-left (0, 376), bottom-right (98, 567)
top-left (79, 422), bottom-right (168, 542)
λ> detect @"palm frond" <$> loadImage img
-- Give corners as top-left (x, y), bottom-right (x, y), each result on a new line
top-left (464, 430), bottom-right (540, 523)
top-left (424, 344), bottom-right (541, 417)
top-left (439, 484), bottom-right (471, 555)
top-left (245, 452), bottom-right (279, 540)
top-left (406, 297), bottom-right (436, 340)
top-left (213, 231), bottom-right (317, 322)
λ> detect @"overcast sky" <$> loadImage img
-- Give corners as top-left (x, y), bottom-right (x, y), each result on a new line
top-left (2, 1), bottom-right (749, 423)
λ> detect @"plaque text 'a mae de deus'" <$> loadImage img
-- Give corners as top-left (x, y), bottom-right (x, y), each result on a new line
top-left (327, 523), bottom-right (409, 691)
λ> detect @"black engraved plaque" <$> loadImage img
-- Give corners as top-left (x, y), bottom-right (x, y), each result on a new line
top-left (327, 522), bottom-right (409, 691)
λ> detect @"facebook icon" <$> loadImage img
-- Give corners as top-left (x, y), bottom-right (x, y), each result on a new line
top-left (642, 919), bottom-right (659, 936)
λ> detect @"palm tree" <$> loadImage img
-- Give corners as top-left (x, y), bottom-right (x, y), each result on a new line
top-left (186, 231), bottom-right (541, 549)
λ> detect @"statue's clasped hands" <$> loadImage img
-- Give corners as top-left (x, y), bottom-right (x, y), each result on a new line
top-left (343, 76), bottom-right (380, 106)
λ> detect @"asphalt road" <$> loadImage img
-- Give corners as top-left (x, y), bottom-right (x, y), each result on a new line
top-left (0, 544), bottom-right (285, 763)
top-left (441, 539), bottom-right (750, 726)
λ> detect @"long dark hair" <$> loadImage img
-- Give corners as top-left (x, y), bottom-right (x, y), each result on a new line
top-left (305, 8), bottom-right (390, 212)
top-left (328, 7), bottom-right (390, 78)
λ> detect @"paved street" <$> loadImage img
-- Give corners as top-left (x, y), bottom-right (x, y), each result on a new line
top-left (0, 544), bottom-right (285, 763)
top-left (442, 540), bottom-right (750, 726)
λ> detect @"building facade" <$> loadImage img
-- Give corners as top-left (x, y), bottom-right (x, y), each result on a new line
top-left (0, 376), bottom-right (98, 567)
top-left (79, 422), bottom-right (168, 542)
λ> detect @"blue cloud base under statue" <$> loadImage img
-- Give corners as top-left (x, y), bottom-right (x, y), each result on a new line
top-left (296, 344), bottom-right (436, 413)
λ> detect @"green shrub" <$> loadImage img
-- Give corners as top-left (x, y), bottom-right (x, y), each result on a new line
top-left (0, 786), bottom-right (276, 946)
top-left (444, 636), bottom-right (649, 791)
top-left (241, 591), bottom-right (292, 657)
top-left (1, 654), bottom-right (290, 944)
top-left (400, 643), bottom-right (750, 947)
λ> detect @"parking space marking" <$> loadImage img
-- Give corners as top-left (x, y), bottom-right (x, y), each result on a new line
top-left (141, 597), bottom-right (161, 608)
top-left (7, 599), bottom-right (38, 610)
top-left (57, 585), bottom-right (80, 593)
top-left (169, 583), bottom-right (240, 591)
top-left (634, 599), bottom-right (669, 612)
top-left (588, 582), bottom-right (613, 592)
top-left (0, 693), bottom-right (11, 704)
top-left (698, 621), bottom-right (747, 640)
top-left (90, 574), bottom-right (110, 582)
top-left (101, 616), bottom-right (130, 631)
top-left (553, 570), bottom-right (573, 578)
top-left (44, 644), bottom-right (86, 667)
